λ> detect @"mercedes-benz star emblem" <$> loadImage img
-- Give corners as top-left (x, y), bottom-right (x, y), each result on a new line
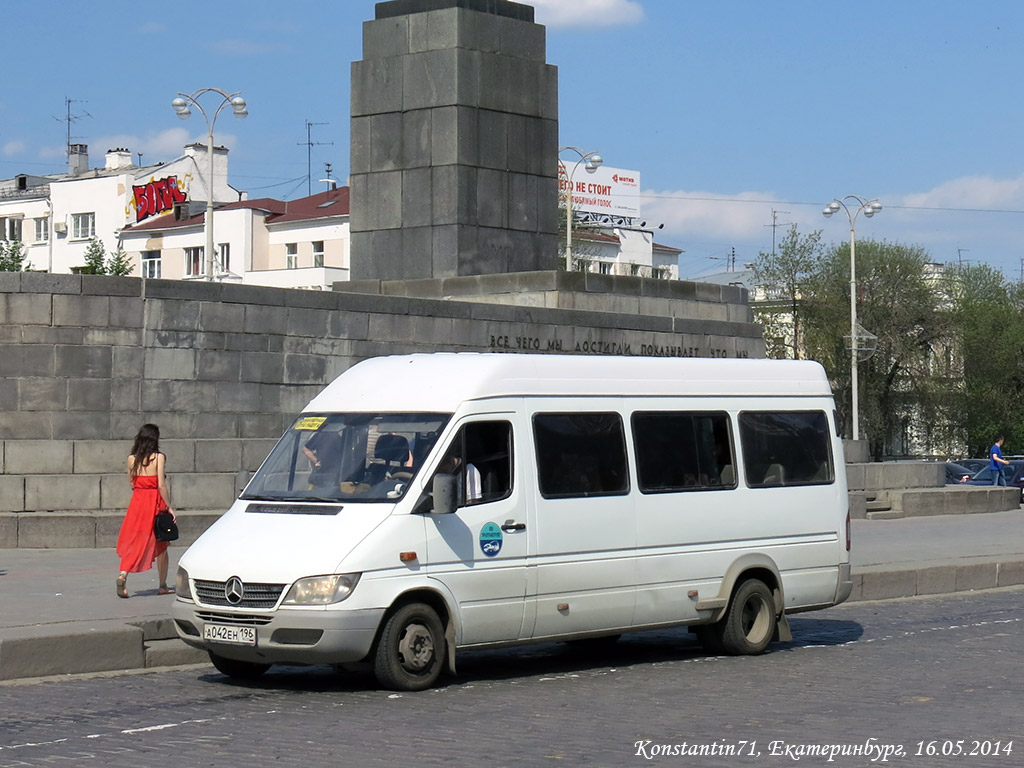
top-left (225, 576), bottom-right (244, 605)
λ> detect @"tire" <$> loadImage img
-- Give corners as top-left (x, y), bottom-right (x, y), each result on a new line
top-left (373, 602), bottom-right (446, 691)
top-left (693, 625), bottom-right (726, 655)
top-left (719, 579), bottom-right (776, 656)
top-left (208, 651), bottom-right (271, 680)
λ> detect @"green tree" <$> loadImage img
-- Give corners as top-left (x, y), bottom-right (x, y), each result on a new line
top-left (81, 237), bottom-right (107, 274)
top-left (946, 263), bottom-right (1024, 457)
top-left (750, 225), bottom-right (825, 359)
top-left (803, 239), bottom-right (952, 459)
top-left (0, 240), bottom-right (31, 271)
top-left (106, 245), bottom-right (133, 276)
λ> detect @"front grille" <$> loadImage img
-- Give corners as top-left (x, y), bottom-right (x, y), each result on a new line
top-left (194, 579), bottom-right (286, 609)
top-left (196, 610), bottom-right (274, 627)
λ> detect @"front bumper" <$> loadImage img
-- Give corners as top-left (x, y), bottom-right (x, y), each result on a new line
top-left (172, 599), bottom-right (385, 665)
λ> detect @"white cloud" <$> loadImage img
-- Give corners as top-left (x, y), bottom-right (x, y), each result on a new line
top-left (90, 128), bottom-right (243, 163)
top-left (3, 141), bottom-right (25, 157)
top-left (900, 173), bottom-right (1024, 211)
top-left (531, 0), bottom-right (644, 28)
top-left (642, 188), bottom-right (781, 241)
top-left (135, 21), bottom-right (165, 34)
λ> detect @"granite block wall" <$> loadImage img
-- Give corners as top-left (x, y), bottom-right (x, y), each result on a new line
top-left (0, 272), bottom-right (763, 515)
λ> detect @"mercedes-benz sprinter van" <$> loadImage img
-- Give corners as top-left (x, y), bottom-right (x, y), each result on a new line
top-left (173, 353), bottom-right (853, 690)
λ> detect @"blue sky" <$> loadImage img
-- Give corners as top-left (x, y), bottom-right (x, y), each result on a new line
top-left (3, 0), bottom-right (1023, 278)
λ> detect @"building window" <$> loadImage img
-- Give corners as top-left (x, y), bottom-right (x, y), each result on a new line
top-left (286, 243), bottom-right (298, 269)
top-left (71, 212), bottom-right (96, 239)
top-left (218, 243), bottom-right (230, 273)
top-left (1, 217), bottom-right (23, 241)
top-left (142, 250), bottom-right (161, 279)
top-left (312, 240), bottom-right (324, 268)
top-left (185, 246), bottom-right (204, 277)
top-left (34, 217), bottom-right (48, 243)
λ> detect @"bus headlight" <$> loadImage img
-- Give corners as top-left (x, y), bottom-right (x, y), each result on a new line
top-left (176, 567), bottom-right (192, 600)
top-left (283, 573), bottom-right (361, 605)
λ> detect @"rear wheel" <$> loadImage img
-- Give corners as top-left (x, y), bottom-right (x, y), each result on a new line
top-left (373, 602), bottom-right (446, 691)
top-left (719, 579), bottom-right (775, 655)
top-left (208, 652), bottom-right (271, 680)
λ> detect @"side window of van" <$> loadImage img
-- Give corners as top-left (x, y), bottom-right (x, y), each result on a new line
top-left (632, 411), bottom-right (735, 493)
top-left (432, 421), bottom-right (514, 507)
top-left (739, 411), bottom-right (834, 488)
top-left (533, 413), bottom-right (629, 498)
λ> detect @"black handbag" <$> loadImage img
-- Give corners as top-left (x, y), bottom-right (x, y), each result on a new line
top-left (154, 509), bottom-right (179, 542)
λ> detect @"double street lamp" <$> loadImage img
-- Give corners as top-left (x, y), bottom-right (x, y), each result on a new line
top-left (558, 146), bottom-right (602, 271)
top-left (172, 88), bottom-right (248, 281)
top-left (823, 195), bottom-right (883, 441)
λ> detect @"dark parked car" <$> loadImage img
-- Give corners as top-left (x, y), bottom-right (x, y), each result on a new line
top-left (956, 458), bottom-right (989, 475)
top-left (966, 460), bottom-right (1024, 502)
top-left (944, 462), bottom-right (973, 484)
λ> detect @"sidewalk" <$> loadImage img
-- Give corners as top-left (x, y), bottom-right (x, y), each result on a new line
top-left (1, 510), bottom-right (1022, 682)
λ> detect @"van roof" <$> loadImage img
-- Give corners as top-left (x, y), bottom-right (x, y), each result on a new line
top-left (303, 354), bottom-right (834, 413)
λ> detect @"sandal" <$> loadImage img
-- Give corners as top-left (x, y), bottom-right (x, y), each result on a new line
top-left (158, 585), bottom-right (175, 595)
top-left (116, 575), bottom-right (128, 599)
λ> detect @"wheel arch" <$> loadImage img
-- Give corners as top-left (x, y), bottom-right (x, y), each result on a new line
top-left (706, 554), bottom-right (789, 640)
top-left (375, 586), bottom-right (459, 675)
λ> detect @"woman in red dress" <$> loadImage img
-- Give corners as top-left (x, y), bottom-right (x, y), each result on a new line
top-left (116, 423), bottom-right (177, 598)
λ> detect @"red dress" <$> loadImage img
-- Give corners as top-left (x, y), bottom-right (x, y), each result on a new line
top-left (116, 475), bottom-right (168, 573)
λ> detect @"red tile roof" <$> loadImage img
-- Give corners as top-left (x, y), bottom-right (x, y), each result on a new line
top-left (123, 187), bottom-right (350, 232)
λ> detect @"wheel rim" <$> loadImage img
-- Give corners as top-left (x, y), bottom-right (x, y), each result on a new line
top-left (740, 593), bottom-right (773, 643)
top-left (397, 621), bottom-right (435, 672)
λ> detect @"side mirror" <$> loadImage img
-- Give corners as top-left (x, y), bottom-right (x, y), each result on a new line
top-left (432, 474), bottom-right (458, 515)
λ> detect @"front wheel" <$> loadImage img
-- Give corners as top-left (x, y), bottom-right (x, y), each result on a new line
top-left (373, 602), bottom-right (446, 691)
top-left (719, 579), bottom-right (776, 655)
top-left (208, 652), bottom-right (271, 680)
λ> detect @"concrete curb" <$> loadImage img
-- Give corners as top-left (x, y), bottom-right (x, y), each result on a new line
top-left (2, 563), bottom-right (1022, 683)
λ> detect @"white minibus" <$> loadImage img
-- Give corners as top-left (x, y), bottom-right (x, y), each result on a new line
top-left (173, 353), bottom-right (853, 690)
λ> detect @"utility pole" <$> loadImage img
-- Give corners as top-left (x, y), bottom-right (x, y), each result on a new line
top-left (298, 120), bottom-right (332, 197)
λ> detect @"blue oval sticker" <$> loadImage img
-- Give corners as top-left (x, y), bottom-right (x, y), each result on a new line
top-left (479, 522), bottom-right (503, 557)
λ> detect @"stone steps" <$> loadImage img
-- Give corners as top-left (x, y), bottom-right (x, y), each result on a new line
top-left (0, 509), bottom-right (223, 548)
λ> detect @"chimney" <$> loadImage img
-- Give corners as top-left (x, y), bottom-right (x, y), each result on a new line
top-left (68, 143), bottom-right (89, 176)
top-left (105, 147), bottom-right (133, 170)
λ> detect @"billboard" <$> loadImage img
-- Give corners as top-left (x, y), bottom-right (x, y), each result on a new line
top-left (557, 163), bottom-right (641, 218)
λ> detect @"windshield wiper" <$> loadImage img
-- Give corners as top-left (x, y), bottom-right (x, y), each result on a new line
top-left (243, 494), bottom-right (342, 503)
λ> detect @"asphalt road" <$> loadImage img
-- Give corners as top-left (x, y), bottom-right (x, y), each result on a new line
top-left (1, 588), bottom-right (1021, 768)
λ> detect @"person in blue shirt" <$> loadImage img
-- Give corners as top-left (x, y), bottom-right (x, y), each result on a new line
top-left (990, 436), bottom-right (1010, 486)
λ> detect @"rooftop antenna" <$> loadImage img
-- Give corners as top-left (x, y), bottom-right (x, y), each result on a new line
top-left (765, 209), bottom-right (791, 265)
top-left (54, 97), bottom-right (91, 161)
top-left (318, 161), bottom-right (338, 191)
top-left (298, 120), bottom-right (332, 197)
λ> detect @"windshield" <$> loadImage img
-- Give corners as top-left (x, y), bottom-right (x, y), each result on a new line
top-left (241, 412), bottom-right (450, 503)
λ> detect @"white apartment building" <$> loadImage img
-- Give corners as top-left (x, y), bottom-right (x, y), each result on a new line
top-left (2, 142), bottom-right (677, 288)
top-left (0, 143), bottom-right (238, 274)
top-left (569, 227), bottom-right (681, 279)
top-left (119, 187), bottom-right (351, 290)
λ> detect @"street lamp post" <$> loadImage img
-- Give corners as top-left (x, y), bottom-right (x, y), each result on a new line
top-left (558, 146), bottom-right (602, 271)
top-left (172, 88), bottom-right (248, 281)
top-left (823, 195), bottom-right (882, 441)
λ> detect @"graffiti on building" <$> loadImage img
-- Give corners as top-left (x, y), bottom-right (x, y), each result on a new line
top-left (130, 175), bottom-right (189, 223)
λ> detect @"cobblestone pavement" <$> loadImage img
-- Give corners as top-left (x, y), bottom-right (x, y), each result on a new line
top-left (0, 588), bottom-right (1021, 768)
